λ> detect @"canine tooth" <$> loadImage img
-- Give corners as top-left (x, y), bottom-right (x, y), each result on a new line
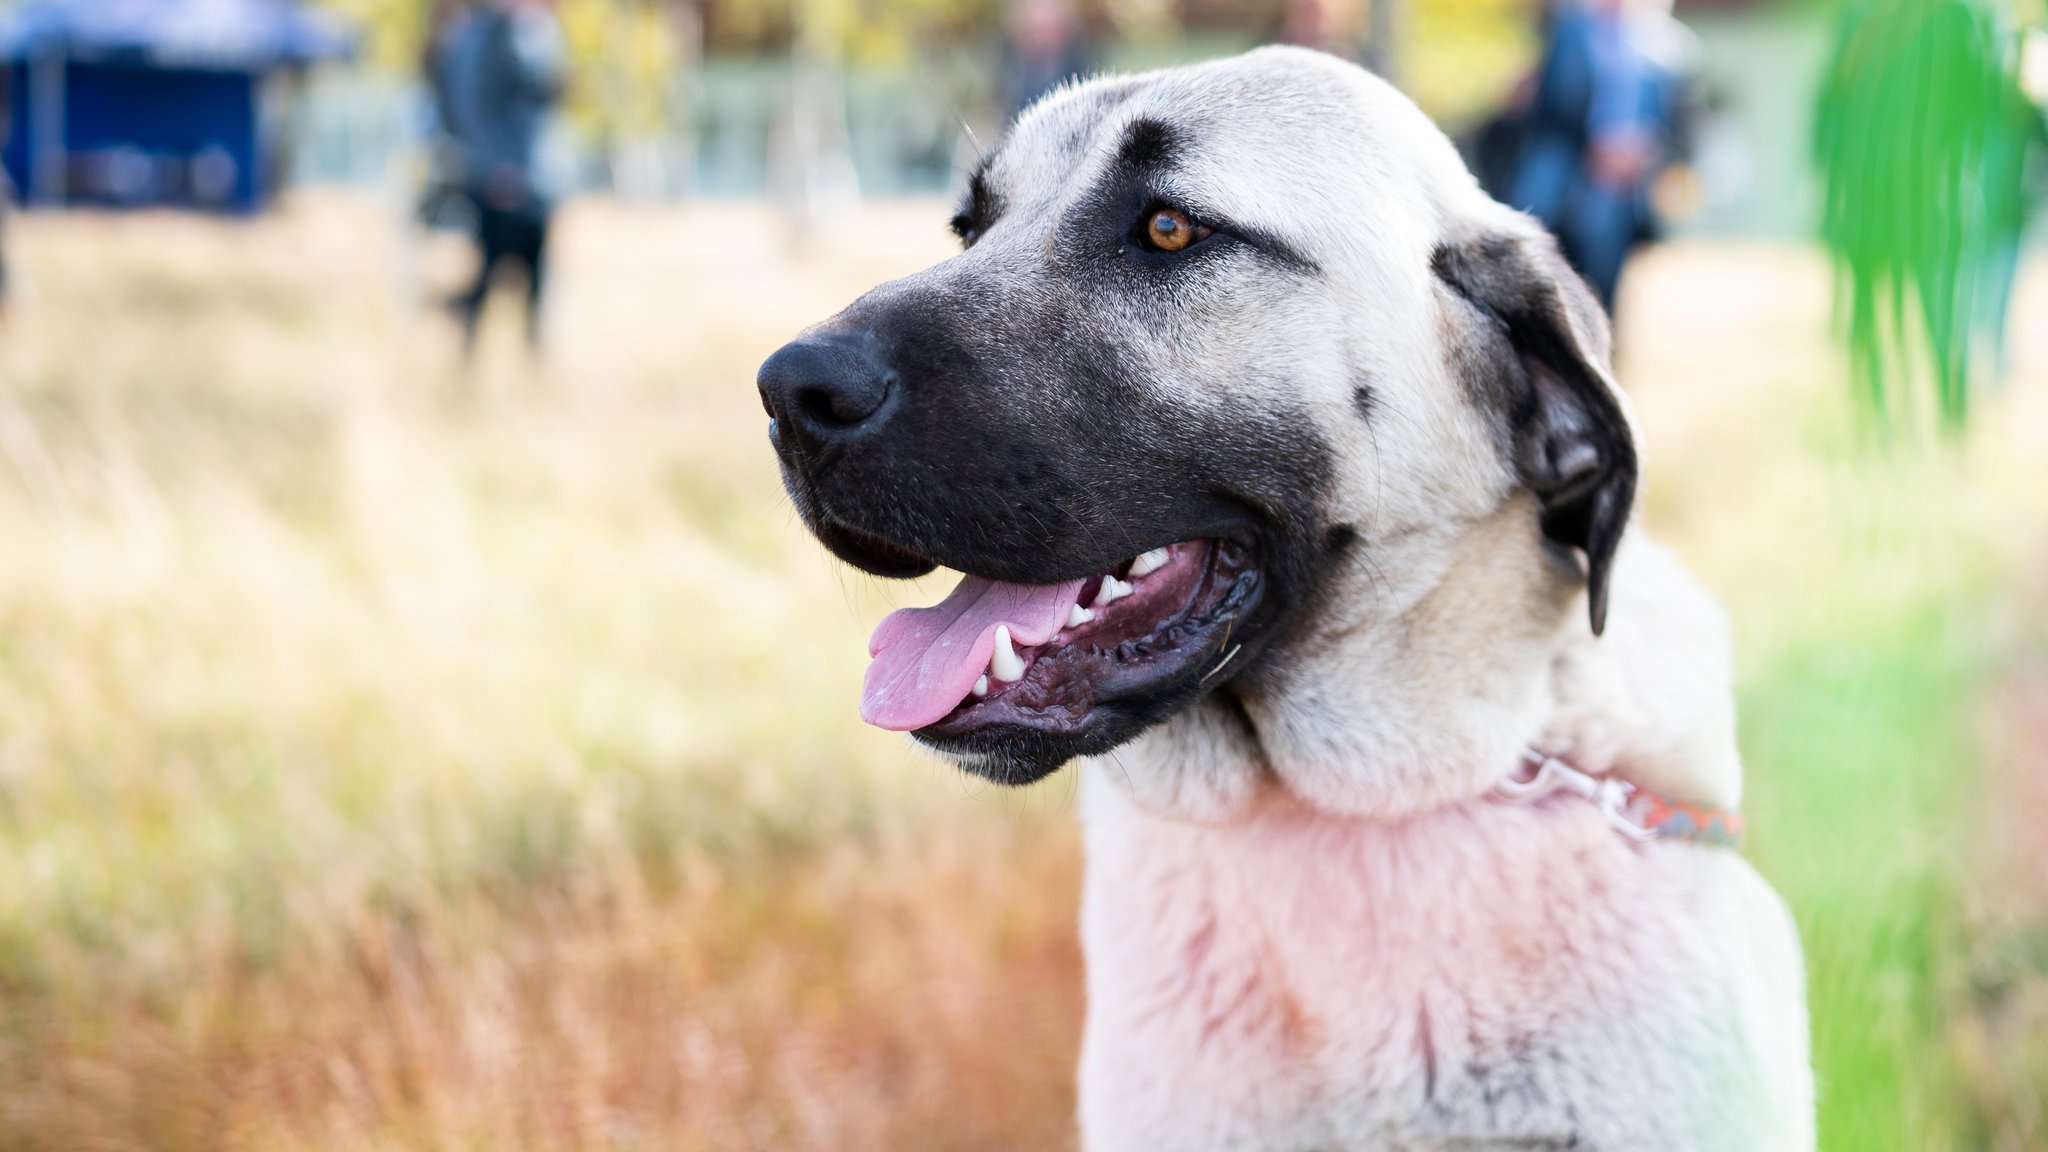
top-left (990, 625), bottom-right (1026, 682)
top-left (1096, 575), bottom-right (1133, 606)
top-left (1067, 604), bottom-right (1096, 628)
top-left (972, 675), bottom-right (990, 697)
top-left (1129, 547), bottom-right (1170, 577)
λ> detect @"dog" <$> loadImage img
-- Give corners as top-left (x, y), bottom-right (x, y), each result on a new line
top-left (757, 47), bottom-right (1813, 1151)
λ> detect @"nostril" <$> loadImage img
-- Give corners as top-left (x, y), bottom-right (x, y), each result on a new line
top-left (796, 374), bottom-right (892, 430)
top-left (797, 384), bottom-right (854, 430)
top-left (757, 334), bottom-right (896, 442)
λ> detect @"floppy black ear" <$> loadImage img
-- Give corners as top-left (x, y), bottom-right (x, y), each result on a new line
top-left (1431, 226), bottom-right (1637, 636)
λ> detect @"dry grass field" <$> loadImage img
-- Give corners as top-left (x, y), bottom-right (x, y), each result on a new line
top-left (0, 195), bottom-right (2043, 1150)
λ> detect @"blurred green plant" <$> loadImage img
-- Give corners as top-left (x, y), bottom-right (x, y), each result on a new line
top-left (1814, 0), bottom-right (2043, 431)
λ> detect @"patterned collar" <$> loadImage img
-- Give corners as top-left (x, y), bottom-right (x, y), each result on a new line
top-left (1495, 751), bottom-right (1744, 849)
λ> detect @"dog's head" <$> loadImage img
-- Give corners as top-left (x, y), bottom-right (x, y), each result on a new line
top-left (758, 48), bottom-right (1635, 788)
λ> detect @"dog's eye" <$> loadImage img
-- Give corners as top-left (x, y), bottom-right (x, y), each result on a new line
top-left (1141, 207), bottom-right (1211, 253)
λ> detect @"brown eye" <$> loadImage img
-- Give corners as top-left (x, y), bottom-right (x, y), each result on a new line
top-left (1144, 208), bottom-right (1205, 252)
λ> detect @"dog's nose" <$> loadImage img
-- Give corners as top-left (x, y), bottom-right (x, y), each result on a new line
top-left (757, 333), bottom-right (898, 447)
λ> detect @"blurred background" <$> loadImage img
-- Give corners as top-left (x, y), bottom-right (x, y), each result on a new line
top-left (0, 0), bottom-right (2043, 1148)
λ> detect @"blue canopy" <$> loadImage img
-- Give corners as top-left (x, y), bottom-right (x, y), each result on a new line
top-left (0, 0), bottom-right (356, 70)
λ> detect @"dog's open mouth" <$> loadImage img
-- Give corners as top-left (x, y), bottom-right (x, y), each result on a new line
top-left (861, 539), bottom-right (1260, 740)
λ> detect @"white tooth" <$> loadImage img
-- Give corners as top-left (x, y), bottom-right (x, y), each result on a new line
top-left (1096, 575), bottom-right (1133, 606)
top-left (990, 625), bottom-right (1027, 682)
top-left (1067, 603), bottom-right (1096, 628)
top-left (1129, 547), bottom-right (1170, 577)
top-left (973, 675), bottom-right (990, 697)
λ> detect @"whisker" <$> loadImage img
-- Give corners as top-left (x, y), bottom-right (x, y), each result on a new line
top-left (1201, 644), bottom-right (1243, 683)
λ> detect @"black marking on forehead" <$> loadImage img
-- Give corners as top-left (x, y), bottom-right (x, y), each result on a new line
top-left (950, 162), bottom-right (1002, 245)
top-left (1352, 384), bottom-right (1376, 420)
top-left (1114, 117), bottom-right (1180, 176)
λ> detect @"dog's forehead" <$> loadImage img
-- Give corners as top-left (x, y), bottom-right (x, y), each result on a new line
top-left (981, 47), bottom-right (1472, 243)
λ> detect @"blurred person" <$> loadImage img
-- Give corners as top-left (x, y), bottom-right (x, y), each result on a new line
top-left (420, 0), bottom-right (481, 226)
top-left (1501, 0), bottom-right (1697, 315)
top-left (0, 168), bottom-right (10, 322)
top-left (427, 0), bottom-right (566, 349)
top-left (1000, 0), bottom-right (1090, 123)
top-left (0, 66), bottom-right (10, 317)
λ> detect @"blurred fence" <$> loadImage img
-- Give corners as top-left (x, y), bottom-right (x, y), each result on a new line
top-left (1684, 5), bottom-right (1831, 236)
top-left (282, 7), bottom-right (1841, 235)
top-left (288, 50), bottom-right (994, 200)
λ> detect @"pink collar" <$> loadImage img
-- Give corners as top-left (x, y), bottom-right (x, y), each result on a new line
top-left (1495, 751), bottom-right (1744, 848)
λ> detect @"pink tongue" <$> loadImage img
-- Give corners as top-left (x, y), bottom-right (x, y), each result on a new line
top-left (861, 575), bottom-right (1087, 731)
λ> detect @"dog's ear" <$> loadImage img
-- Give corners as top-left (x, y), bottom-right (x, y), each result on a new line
top-left (1431, 223), bottom-right (1637, 636)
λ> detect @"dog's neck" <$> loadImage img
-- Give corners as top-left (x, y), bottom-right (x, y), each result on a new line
top-left (1112, 496), bottom-right (1742, 825)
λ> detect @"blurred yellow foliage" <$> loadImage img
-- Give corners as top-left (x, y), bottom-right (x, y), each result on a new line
top-left (1406, 0), bottom-right (1537, 126)
top-left (558, 0), bottom-right (687, 137)
top-left (314, 0), bottom-right (436, 70)
top-left (306, 0), bottom-right (1537, 100)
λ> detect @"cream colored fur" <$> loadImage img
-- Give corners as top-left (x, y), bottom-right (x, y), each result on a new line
top-left (961, 48), bottom-right (1818, 1150)
top-left (1078, 536), bottom-right (1811, 1151)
